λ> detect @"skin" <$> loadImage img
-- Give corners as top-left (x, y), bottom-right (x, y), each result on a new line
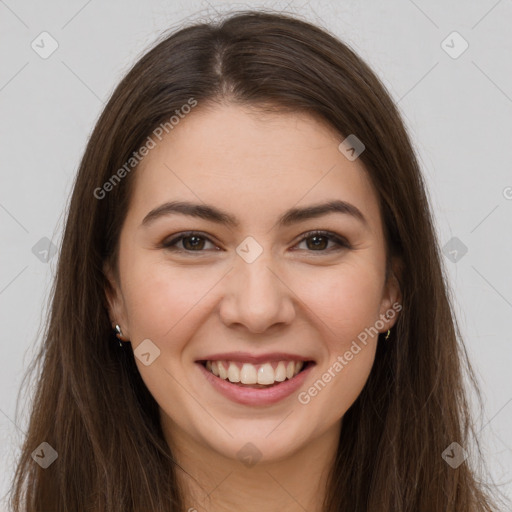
top-left (105, 102), bottom-right (401, 512)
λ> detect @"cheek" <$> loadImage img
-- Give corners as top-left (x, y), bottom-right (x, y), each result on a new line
top-left (120, 255), bottom-right (215, 342)
top-left (298, 267), bottom-right (380, 419)
top-left (319, 347), bottom-right (376, 416)
top-left (122, 264), bottom-right (216, 399)
top-left (303, 264), bottom-right (383, 415)
top-left (294, 260), bottom-right (384, 339)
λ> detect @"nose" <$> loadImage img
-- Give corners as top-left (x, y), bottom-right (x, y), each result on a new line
top-left (218, 251), bottom-right (296, 334)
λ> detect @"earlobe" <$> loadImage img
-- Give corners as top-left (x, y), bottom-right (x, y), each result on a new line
top-left (103, 261), bottom-right (129, 339)
top-left (380, 259), bottom-right (403, 331)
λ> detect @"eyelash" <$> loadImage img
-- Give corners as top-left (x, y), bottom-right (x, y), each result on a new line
top-left (161, 230), bottom-right (351, 254)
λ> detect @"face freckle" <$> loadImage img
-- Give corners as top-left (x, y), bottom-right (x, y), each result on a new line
top-left (105, 102), bottom-right (401, 468)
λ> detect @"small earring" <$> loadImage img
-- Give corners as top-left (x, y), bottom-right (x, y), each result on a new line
top-left (114, 324), bottom-right (125, 347)
top-left (384, 329), bottom-right (391, 340)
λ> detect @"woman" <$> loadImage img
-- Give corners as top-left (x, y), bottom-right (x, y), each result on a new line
top-left (9, 10), bottom-right (501, 511)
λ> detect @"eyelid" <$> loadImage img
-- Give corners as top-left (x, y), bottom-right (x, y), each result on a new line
top-left (161, 229), bottom-right (352, 253)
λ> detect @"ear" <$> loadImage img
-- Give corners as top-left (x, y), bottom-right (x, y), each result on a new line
top-left (378, 257), bottom-right (403, 333)
top-left (103, 261), bottom-right (130, 340)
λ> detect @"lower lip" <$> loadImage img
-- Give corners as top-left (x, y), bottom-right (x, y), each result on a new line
top-left (196, 361), bottom-right (314, 406)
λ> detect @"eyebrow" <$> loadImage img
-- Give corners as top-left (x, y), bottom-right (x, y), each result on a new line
top-left (140, 199), bottom-right (368, 229)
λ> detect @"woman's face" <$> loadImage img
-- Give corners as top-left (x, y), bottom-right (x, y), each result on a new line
top-left (105, 103), bottom-right (401, 464)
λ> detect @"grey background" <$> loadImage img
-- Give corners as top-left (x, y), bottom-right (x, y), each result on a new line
top-left (1, 0), bottom-right (511, 507)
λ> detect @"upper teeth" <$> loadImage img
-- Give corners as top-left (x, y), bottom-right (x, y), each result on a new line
top-left (206, 360), bottom-right (304, 385)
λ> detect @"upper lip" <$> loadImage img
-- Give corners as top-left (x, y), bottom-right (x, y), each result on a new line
top-left (196, 351), bottom-right (314, 364)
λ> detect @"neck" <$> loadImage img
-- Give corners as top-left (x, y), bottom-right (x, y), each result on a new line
top-left (163, 420), bottom-right (341, 512)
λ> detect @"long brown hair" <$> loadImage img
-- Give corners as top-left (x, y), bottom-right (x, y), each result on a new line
top-left (8, 10), bottom-right (501, 511)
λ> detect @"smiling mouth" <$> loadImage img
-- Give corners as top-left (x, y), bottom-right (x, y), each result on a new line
top-left (198, 360), bottom-right (315, 388)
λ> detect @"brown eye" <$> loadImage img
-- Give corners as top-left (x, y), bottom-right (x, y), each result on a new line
top-left (295, 231), bottom-right (351, 252)
top-left (161, 230), bottom-right (350, 255)
top-left (162, 232), bottom-right (217, 252)
top-left (181, 235), bottom-right (206, 250)
top-left (305, 234), bottom-right (329, 250)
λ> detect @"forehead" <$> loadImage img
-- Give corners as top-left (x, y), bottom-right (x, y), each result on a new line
top-left (125, 103), bottom-right (381, 232)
